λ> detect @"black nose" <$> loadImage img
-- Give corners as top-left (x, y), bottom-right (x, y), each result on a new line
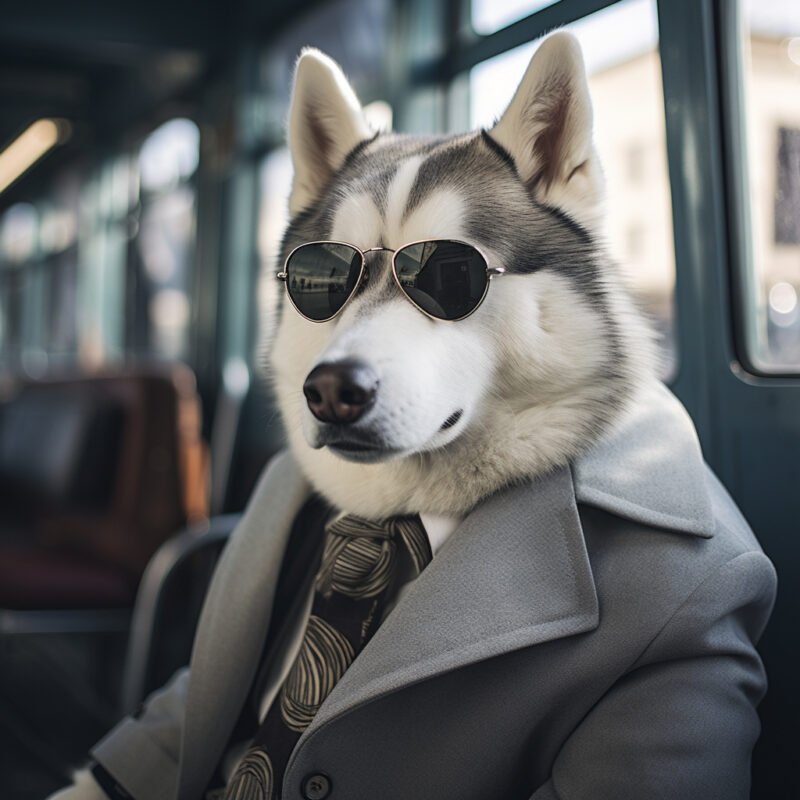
top-left (303, 360), bottom-right (378, 425)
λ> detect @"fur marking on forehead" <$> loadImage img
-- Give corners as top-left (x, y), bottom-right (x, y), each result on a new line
top-left (329, 192), bottom-right (382, 249)
top-left (384, 156), bottom-right (424, 242)
top-left (330, 154), bottom-right (466, 248)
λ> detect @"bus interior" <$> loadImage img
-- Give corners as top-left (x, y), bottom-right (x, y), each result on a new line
top-left (0, 0), bottom-right (798, 798)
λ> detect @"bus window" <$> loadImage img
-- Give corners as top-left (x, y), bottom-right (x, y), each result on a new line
top-left (470, 0), bottom-right (676, 379)
top-left (738, 0), bottom-right (800, 370)
top-left (136, 118), bottom-right (200, 361)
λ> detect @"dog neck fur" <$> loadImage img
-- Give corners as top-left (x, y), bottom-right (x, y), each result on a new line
top-left (269, 36), bottom-right (656, 520)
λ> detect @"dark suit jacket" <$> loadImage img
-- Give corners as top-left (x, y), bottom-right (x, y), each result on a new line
top-left (91, 383), bottom-right (777, 799)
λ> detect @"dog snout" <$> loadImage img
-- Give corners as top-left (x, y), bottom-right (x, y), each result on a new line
top-left (303, 360), bottom-right (378, 425)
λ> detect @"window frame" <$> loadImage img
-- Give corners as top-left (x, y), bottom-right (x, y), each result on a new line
top-left (716, 0), bottom-right (800, 377)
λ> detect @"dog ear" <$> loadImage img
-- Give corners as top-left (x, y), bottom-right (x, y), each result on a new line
top-left (490, 32), bottom-right (604, 230)
top-left (287, 49), bottom-right (373, 216)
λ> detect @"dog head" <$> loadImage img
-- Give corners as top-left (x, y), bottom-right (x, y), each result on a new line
top-left (268, 33), bottom-right (655, 518)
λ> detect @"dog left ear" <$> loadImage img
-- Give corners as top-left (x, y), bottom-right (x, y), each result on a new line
top-left (490, 32), bottom-right (604, 230)
top-left (287, 49), bottom-right (373, 216)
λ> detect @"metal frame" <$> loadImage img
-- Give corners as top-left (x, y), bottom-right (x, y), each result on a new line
top-left (120, 514), bottom-right (240, 714)
top-left (277, 238), bottom-right (504, 322)
top-left (410, 0), bottom-right (622, 85)
top-left (715, 1), bottom-right (800, 378)
top-left (658, 4), bottom-right (800, 797)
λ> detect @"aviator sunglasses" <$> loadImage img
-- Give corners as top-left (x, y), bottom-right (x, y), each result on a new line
top-left (277, 239), bottom-right (505, 322)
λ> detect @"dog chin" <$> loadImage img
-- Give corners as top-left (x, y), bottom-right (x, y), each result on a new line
top-left (307, 407), bottom-right (469, 465)
top-left (324, 443), bottom-right (408, 464)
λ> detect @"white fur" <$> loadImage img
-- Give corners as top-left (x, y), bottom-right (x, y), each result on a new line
top-left (271, 34), bottom-right (655, 519)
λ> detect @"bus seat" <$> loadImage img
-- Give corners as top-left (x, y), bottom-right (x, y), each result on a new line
top-left (0, 365), bottom-right (209, 620)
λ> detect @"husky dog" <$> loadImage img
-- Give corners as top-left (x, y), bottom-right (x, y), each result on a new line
top-left (270, 32), bottom-right (655, 520)
top-left (51, 31), bottom-right (775, 800)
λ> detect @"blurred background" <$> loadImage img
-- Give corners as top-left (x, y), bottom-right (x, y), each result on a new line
top-left (0, 0), bottom-right (797, 798)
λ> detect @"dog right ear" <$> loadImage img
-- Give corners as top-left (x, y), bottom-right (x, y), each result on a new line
top-left (287, 49), bottom-right (373, 216)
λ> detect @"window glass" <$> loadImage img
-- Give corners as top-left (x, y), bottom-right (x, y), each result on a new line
top-left (1, 203), bottom-right (38, 263)
top-left (139, 118), bottom-right (200, 193)
top-left (0, 204), bottom-right (38, 366)
top-left (77, 156), bottom-right (134, 367)
top-left (135, 119), bottom-right (200, 360)
top-left (469, 0), bottom-right (676, 378)
top-left (472, 0), bottom-right (560, 35)
top-left (0, 203), bottom-right (47, 372)
top-left (137, 187), bottom-right (195, 359)
top-left (740, 0), bottom-right (800, 369)
top-left (253, 0), bottom-right (391, 149)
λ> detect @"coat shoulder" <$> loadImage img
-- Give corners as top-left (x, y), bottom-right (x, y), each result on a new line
top-left (578, 465), bottom-right (776, 656)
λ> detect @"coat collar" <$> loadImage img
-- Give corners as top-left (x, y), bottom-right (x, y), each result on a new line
top-left (574, 380), bottom-right (714, 538)
top-left (178, 381), bottom-right (712, 798)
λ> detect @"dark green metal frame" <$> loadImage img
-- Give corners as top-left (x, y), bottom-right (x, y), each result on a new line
top-left (660, 3), bottom-right (799, 795)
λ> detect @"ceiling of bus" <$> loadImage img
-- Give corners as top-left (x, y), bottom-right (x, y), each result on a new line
top-left (0, 0), bottom-right (322, 205)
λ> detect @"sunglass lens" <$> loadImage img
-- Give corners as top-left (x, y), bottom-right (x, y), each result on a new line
top-left (394, 241), bottom-right (489, 320)
top-left (285, 243), bottom-right (363, 321)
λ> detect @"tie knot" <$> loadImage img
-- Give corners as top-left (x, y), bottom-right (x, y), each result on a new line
top-left (325, 514), bottom-right (393, 541)
top-left (316, 513), bottom-right (431, 599)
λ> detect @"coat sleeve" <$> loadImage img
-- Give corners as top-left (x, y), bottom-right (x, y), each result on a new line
top-left (85, 667), bottom-right (189, 800)
top-left (529, 550), bottom-right (777, 800)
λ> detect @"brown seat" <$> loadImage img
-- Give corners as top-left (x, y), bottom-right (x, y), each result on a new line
top-left (0, 364), bottom-right (208, 612)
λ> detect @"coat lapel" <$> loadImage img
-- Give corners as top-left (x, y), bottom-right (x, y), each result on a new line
top-left (177, 381), bottom-right (711, 797)
top-left (294, 464), bottom-right (599, 752)
top-left (177, 451), bottom-right (312, 800)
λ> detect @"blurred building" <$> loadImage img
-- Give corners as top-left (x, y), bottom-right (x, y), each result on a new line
top-left (591, 31), bottom-right (800, 368)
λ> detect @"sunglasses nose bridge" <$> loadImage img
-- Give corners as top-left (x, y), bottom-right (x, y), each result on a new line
top-left (358, 247), bottom-right (395, 291)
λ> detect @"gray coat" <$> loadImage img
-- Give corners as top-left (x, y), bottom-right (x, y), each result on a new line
top-left (92, 384), bottom-right (777, 800)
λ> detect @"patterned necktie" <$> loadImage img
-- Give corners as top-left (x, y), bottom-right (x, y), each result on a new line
top-left (222, 513), bottom-right (432, 800)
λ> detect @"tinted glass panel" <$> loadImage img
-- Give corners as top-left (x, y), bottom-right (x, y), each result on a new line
top-left (394, 241), bottom-right (488, 319)
top-left (286, 243), bottom-right (363, 320)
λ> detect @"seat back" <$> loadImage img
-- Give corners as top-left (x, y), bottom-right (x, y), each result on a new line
top-left (0, 364), bottom-right (209, 612)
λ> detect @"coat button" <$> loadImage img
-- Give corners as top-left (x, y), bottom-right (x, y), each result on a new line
top-left (302, 773), bottom-right (332, 800)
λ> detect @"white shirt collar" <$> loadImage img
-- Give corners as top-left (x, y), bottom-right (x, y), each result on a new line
top-left (419, 513), bottom-right (462, 556)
